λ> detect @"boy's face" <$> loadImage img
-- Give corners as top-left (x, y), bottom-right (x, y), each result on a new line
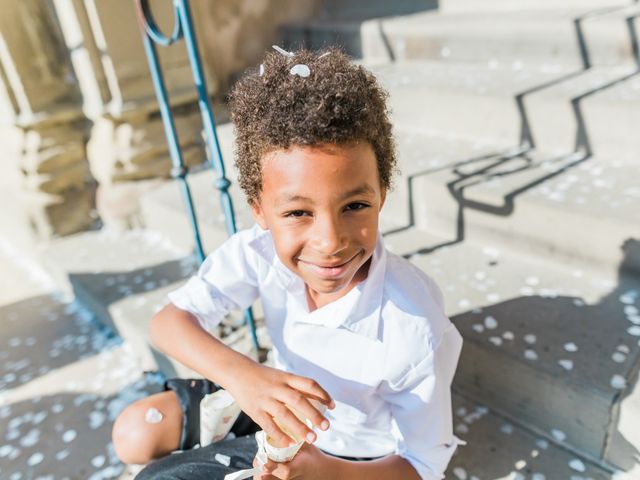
top-left (251, 142), bottom-right (385, 304)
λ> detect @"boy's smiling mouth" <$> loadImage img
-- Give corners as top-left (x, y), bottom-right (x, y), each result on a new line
top-left (297, 252), bottom-right (361, 279)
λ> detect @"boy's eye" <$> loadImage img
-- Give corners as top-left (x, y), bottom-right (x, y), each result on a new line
top-left (285, 210), bottom-right (309, 218)
top-left (344, 202), bottom-right (369, 211)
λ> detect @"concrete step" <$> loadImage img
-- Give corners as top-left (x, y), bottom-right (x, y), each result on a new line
top-left (282, 5), bottom-right (640, 67)
top-left (384, 227), bottom-right (640, 471)
top-left (446, 392), bottom-right (615, 479)
top-left (38, 228), bottom-right (271, 380)
top-left (441, 0), bottom-right (625, 14)
top-left (368, 60), bottom-right (640, 163)
top-left (404, 138), bottom-right (640, 274)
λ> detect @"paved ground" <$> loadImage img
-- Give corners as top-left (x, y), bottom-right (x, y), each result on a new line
top-left (0, 237), bottom-right (161, 479)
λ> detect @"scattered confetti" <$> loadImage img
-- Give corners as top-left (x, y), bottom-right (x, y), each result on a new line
top-left (489, 336), bottom-right (503, 346)
top-left (62, 429), bottom-right (77, 443)
top-left (515, 459), bottom-right (527, 469)
top-left (91, 455), bottom-right (106, 468)
top-left (564, 342), bottom-right (578, 352)
top-left (145, 407), bottom-right (164, 424)
top-left (536, 438), bottom-right (549, 449)
top-left (524, 349), bottom-right (538, 361)
top-left (453, 467), bottom-right (467, 479)
top-left (627, 326), bottom-right (640, 336)
top-left (484, 316), bottom-right (498, 329)
top-left (531, 474), bottom-right (546, 480)
top-left (455, 423), bottom-right (469, 434)
top-left (558, 359), bottom-right (574, 371)
top-left (611, 374), bottom-right (626, 390)
top-left (617, 345), bottom-right (630, 354)
top-left (502, 331), bottom-right (514, 340)
top-left (568, 459), bottom-right (586, 472)
top-left (290, 64), bottom-right (311, 77)
top-left (472, 324), bottom-right (484, 333)
top-left (27, 452), bottom-right (44, 466)
top-left (215, 453), bottom-right (231, 466)
top-left (612, 352), bottom-right (626, 363)
top-left (501, 424), bottom-right (513, 434)
top-left (551, 429), bottom-right (566, 442)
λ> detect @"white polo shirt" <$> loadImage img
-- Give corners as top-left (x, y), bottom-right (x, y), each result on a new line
top-left (168, 224), bottom-right (463, 480)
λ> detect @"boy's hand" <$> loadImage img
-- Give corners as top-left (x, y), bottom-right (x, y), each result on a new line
top-left (253, 443), bottom-right (334, 480)
top-left (227, 361), bottom-right (334, 446)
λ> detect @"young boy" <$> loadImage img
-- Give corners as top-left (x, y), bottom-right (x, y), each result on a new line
top-left (113, 47), bottom-right (463, 479)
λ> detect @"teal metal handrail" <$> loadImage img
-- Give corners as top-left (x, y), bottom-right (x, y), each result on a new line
top-left (135, 0), bottom-right (260, 352)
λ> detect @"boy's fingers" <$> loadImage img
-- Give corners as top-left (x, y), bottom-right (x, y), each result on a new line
top-left (286, 375), bottom-right (335, 409)
top-left (259, 412), bottom-right (297, 447)
top-left (283, 392), bottom-right (330, 432)
top-left (272, 402), bottom-right (314, 443)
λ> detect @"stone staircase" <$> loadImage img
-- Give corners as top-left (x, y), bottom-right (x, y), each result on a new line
top-left (33, 1), bottom-right (640, 478)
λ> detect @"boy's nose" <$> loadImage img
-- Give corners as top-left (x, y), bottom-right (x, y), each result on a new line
top-left (310, 215), bottom-right (348, 255)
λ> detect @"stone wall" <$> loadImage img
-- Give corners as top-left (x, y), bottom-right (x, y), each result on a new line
top-left (0, 0), bottom-right (321, 240)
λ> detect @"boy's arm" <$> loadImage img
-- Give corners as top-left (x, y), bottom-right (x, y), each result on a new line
top-left (150, 304), bottom-right (334, 446)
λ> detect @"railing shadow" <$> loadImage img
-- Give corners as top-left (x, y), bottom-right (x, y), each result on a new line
top-left (383, 3), bottom-right (640, 258)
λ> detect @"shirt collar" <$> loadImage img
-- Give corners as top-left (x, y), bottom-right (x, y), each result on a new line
top-left (248, 225), bottom-right (386, 341)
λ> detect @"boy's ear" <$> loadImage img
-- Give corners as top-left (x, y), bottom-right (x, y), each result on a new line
top-left (250, 200), bottom-right (268, 230)
top-left (379, 189), bottom-right (387, 211)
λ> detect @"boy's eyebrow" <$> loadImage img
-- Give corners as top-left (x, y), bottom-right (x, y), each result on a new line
top-left (339, 184), bottom-right (376, 200)
top-left (277, 184), bottom-right (376, 204)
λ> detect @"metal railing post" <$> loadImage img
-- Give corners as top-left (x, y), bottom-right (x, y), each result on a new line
top-left (135, 0), bottom-right (260, 352)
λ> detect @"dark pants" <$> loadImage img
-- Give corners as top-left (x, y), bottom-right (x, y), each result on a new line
top-left (135, 434), bottom-right (259, 480)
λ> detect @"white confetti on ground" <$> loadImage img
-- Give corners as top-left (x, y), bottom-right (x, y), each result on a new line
top-left (27, 452), bottom-right (44, 466)
top-left (612, 352), bottom-right (626, 363)
top-left (558, 359), bottom-right (574, 371)
top-left (619, 293), bottom-right (637, 304)
top-left (55, 449), bottom-right (70, 461)
top-left (484, 316), bottom-right (498, 329)
top-left (502, 331), bottom-right (514, 340)
top-left (524, 349), bottom-right (538, 361)
top-left (91, 454), bottom-right (106, 468)
top-left (489, 336), bottom-right (503, 346)
top-left (472, 324), bottom-right (484, 333)
top-left (455, 423), bottom-right (469, 434)
top-left (501, 423), bottom-right (513, 434)
top-left (524, 334), bottom-right (537, 344)
top-left (531, 474), bottom-right (546, 480)
top-left (628, 314), bottom-right (640, 325)
top-left (456, 407), bottom-right (468, 417)
top-left (453, 467), bottom-right (467, 479)
top-left (536, 438), bottom-right (549, 449)
top-left (627, 326), bottom-right (640, 336)
top-left (551, 429), bottom-right (566, 442)
top-left (625, 305), bottom-right (639, 316)
top-left (564, 342), bottom-right (578, 352)
top-left (611, 374), bottom-right (626, 390)
top-left (617, 345), bottom-right (630, 354)
top-left (569, 458), bottom-right (586, 472)
top-left (145, 407), bottom-right (164, 424)
top-left (62, 429), bottom-right (77, 443)
top-left (515, 459), bottom-right (527, 469)
top-left (526, 276), bottom-right (540, 286)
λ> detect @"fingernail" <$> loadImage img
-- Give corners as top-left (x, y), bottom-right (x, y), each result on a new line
top-left (306, 432), bottom-right (316, 442)
top-left (321, 420), bottom-right (329, 430)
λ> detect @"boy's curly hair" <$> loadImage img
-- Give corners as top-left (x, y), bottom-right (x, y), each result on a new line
top-left (228, 47), bottom-right (396, 204)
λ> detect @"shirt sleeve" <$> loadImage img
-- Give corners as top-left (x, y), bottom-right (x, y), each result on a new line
top-left (380, 323), bottom-right (464, 480)
top-left (167, 229), bottom-right (261, 331)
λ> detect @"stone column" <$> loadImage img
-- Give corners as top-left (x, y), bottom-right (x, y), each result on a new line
top-left (0, 0), bottom-right (95, 240)
top-left (53, 0), bottom-right (207, 229)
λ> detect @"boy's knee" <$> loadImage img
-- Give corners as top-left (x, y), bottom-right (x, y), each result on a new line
top-left (112, 392), bottom-right (182, 465)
